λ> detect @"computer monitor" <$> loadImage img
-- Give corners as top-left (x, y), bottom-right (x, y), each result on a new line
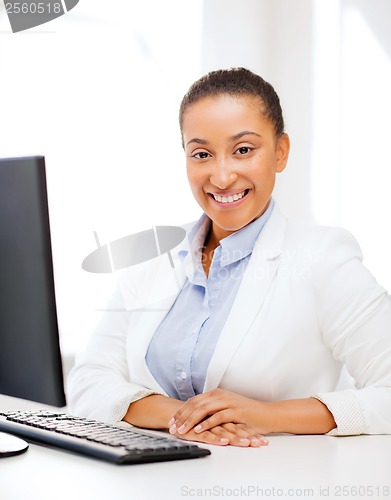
top-left (0, 156), bottom-right (66, 407)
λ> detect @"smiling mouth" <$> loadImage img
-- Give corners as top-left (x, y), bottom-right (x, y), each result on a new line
top-left (210, 189), bottom-right (250, 204)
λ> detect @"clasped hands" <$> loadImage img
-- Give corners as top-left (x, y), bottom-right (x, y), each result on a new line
top-left (168, 388), bottom-right (269, 447)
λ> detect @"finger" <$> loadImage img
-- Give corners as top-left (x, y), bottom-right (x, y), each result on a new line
top-left (209, 425), bottom-right (250, 447)
top-left (169, 389), bottom-right (224, 429)
top-left (169, 399), bottom-right (225, 435)
top-left (168, 394), bottom-right (206, 428)
top-left (193, 409), bottom-right (232, 433)
top-left (175, 425), bottom-right (237, 447)
top-left (174, 428), bottom-right (230, 446)
top-left (173, 423), bottom-right (268, 448)
top-left (208, 425), bottom-right (262, 448)
top-left (219, 423), bottom-right (268, 447)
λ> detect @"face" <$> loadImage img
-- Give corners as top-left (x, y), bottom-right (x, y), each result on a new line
top-left (182, 94), bottom-right (290, 243)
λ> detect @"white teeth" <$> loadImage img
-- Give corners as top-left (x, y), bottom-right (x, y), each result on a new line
top-left (213, 190), bottom-right (247, 203)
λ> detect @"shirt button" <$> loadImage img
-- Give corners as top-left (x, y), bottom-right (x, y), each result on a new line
top-left (180, 371), bottom-right (187, 380)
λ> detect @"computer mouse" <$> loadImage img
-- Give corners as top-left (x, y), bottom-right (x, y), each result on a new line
top-left (0, 432), bottom-right (29, 458)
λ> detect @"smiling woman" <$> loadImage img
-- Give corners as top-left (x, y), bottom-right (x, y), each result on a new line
top-left (68, 68), bottom-right (391, 448)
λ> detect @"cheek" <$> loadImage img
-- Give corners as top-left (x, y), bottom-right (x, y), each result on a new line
top-left (247, 155), bottom-right (277, 182)
top-left (186, 165), bottom-right (204, 189)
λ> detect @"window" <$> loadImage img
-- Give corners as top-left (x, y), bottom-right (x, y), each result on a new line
top-left (311, 0), bottom-right (391, 290)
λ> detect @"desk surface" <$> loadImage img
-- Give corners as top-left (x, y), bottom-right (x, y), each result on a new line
top-left (1, 395), bottom-right (390, 500)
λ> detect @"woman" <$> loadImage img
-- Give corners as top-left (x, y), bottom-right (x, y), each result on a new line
top-left (68, 68), bottom-right (391, 447)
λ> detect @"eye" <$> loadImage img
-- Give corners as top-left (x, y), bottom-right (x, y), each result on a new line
top-left (192, 151), bottom-right (211, 159)
top-left (234, 146), bottom-right (253, 155)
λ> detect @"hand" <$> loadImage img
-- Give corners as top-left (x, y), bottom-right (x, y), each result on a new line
top-left (168, 388), bottom-right (269, 438)
top-left (170, 421), bottom-right (268, 447)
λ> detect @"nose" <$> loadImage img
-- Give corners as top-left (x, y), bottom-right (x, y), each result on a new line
top-left (210, 158), bottom-right (238, 189)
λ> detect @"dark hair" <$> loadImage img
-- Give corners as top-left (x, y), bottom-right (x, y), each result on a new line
top-left (179, 67), bottom-right (285, 139)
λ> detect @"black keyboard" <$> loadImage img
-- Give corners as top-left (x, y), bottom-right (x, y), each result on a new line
top-left (0, 409), bottom-right (211, 464)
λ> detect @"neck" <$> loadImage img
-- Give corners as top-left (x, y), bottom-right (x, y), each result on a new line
top-left (208, 223), bottom-right (235, 249)
top-left (202, 225), bottom-right (221, 277)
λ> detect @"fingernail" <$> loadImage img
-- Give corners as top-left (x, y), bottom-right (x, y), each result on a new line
top-left (168, 418), bottom-right (175, 426)
top-left (240, 438), bottom-right (251, 445)
top-left (169, 425), bottom-right (176, 434)
top-left (219, 438), bottom-right (229, 444)
top-left (194, 424), bottom-right (202, 433)
top-left (259, 437), bottom-right (269, 445)
top-left (178, 424), bottom-right (186, 434)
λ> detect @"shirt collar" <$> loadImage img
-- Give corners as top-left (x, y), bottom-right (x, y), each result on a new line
top-left (178, 198), bottom-right (275, 274)
top-left (178, 213), bottom-right (210, 280)
top-left (219, 198), bottom-right (274, 266)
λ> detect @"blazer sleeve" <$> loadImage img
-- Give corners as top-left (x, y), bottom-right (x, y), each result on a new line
top-left (312, 227), bottom-right (391, 435)
top-left (67, 282), bottom-right (164, 424)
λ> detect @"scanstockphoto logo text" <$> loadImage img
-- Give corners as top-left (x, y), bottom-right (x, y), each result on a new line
top-left (180, 485), bottom-right (315, 497)
top-left (180, 484), bottom-right (391, 497)
top-left (2, 0), bottom-right (79, 32)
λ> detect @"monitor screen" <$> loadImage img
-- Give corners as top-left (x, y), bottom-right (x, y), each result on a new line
top-left (0, 156), bottom-right (66, 407)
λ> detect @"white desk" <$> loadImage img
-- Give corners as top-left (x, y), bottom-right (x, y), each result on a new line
top-left (1, 394), bottom-right (390, 500)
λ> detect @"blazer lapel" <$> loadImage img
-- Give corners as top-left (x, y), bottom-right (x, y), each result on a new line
top-left (204, 206), bottom-right (287, 391)
top-left (126, 233), bottom-right (191, 393)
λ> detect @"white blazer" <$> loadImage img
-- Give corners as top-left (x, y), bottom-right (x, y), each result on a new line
top-left (68, 205), bottom-right (391, 435)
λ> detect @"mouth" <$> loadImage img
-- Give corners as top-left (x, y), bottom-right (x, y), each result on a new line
top-left (209, 188), bottom-right (250, 205)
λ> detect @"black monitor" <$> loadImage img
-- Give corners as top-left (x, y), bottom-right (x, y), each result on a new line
top-left (0, 156), bottom-right (66, 407)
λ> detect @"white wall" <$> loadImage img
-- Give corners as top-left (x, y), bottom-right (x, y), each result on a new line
top-left (312, 0), bottom-right (391, 290)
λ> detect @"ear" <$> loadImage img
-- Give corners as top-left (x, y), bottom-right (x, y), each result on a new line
top-left (275, 133), bottom-right (290, 173)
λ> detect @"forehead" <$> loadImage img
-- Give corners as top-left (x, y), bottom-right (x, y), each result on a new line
top-left (182, 94), bottom-right (273, 140)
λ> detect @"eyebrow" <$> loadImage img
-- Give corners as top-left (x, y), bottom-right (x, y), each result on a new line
top-left (186, 138), bottom-right (208, 147)
top-left (231, 131), bottom-right (262, 141)
top-left (185, 130), bottom-right (262, 148)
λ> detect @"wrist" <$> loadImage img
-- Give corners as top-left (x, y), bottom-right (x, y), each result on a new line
top-left (252, 400), bottom-right (276, 435)
top-left (123, 394), bottom-right (182, 429)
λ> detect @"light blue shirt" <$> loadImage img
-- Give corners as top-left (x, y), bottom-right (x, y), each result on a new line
top-left (145, 200), bottom-right (274, 401)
